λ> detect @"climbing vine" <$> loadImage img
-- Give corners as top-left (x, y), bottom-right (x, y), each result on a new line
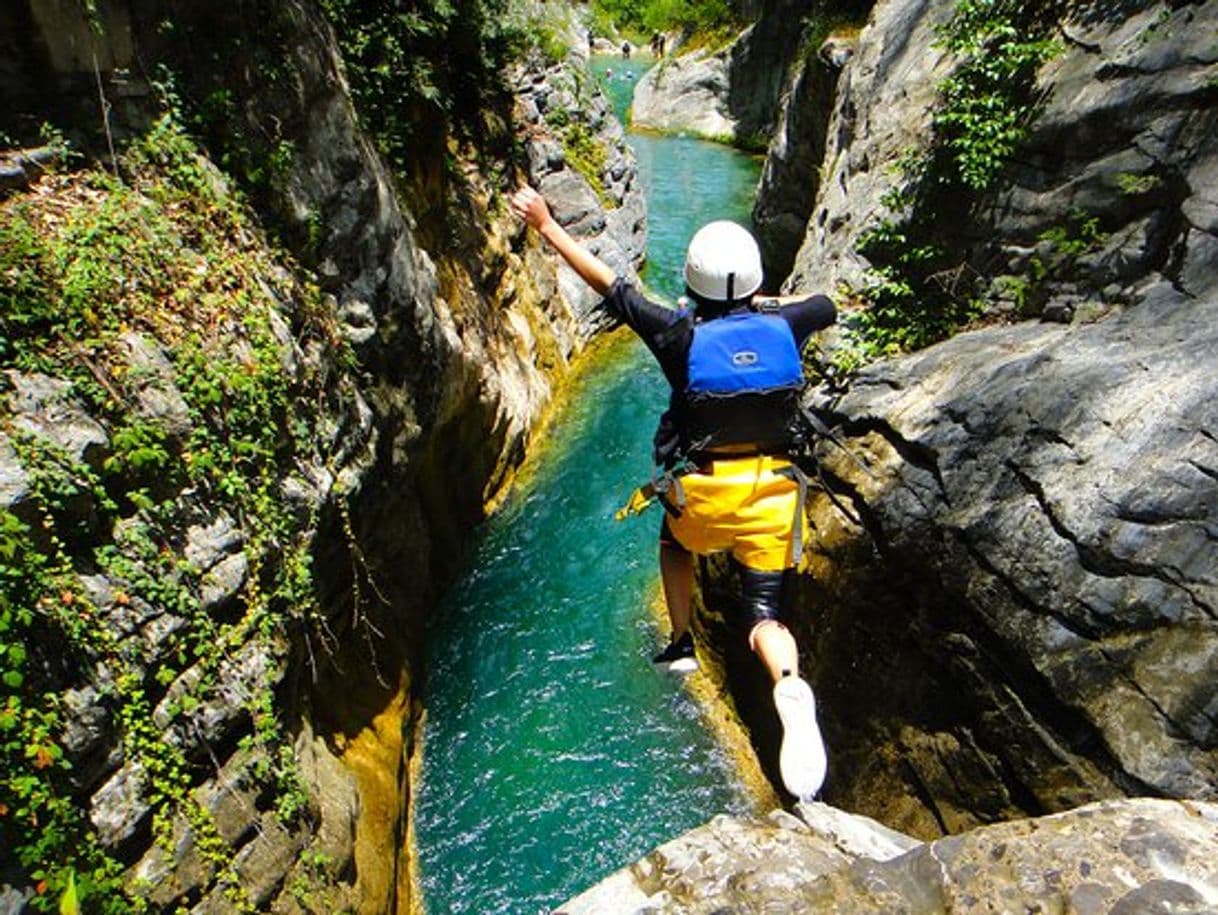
top-left (0, 115), bottom-right (352, 909)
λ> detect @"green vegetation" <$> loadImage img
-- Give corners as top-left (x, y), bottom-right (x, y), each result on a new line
top-left (1115, 170), bottom-right (1162, 196)
top-left (590, 0), bottom-right (741, 43)
top-left (839, 0), bottom-right (1063, 371)
top-left (0, 116), bottom-right (351, 909)
top-left (317, 0), bottom-right (520, 172)
top-left (544, 104), bottom-right (611, 204)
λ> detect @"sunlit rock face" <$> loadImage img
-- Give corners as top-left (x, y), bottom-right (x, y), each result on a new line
top-left (630, 0), bottom-right (819, 145)
top-left (735, 0), bottom-right (1218, 838)
top-left (2, 1), bottom-right (643, 910)
top-left (561, 799), bottom-right (1218, 913)
top-left (795, 283), bottom-right (1218, 835)
top-left (784, 0), bottom-right (1218, 312)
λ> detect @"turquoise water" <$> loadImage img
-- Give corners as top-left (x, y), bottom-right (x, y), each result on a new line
top-left (414, 56), bottom-right (764, 914)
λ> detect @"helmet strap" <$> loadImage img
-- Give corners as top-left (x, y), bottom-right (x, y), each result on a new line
top-left (726, 272), bottom-right (735, 305)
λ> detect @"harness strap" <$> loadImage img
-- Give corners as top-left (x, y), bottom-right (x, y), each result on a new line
top-left (655, 470), bottom-right (686, 518)
top-left (775, 463), bottom-right (810, 567)
top-left (798, 404), bottom-right (878, 482)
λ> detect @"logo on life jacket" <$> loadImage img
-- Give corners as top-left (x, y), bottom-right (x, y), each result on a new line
top-left (732, 350), bottom-right (759, 367)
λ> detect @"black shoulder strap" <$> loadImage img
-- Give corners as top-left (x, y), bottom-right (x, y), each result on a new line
top-left (797, 404), bottom-right (878, 482)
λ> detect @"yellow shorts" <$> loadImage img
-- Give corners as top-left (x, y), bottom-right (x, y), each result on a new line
top-left (664, 455), bottom-right (804, 572)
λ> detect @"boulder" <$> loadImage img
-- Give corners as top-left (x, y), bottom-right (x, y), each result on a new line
top-left (631, 47), bottom-right (738, 140)
top-left (799, 286), bottom-right (1218, 831)
top-left (560, 799), bottom-right (1218, 913)
top-left (632, 0), bottom-right (818, 145)
top-left (559, 804), bottom-right (916, 913)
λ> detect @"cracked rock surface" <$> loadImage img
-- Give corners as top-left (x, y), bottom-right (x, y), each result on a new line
top-left (559, 799), bottom-right (1218, 914)
top-left (749, 0), bottom-right (1218, 838)
top-left (784, 0), bottom-right (1218, 314)
top-left (800, 283), bottom-right (1218, 835)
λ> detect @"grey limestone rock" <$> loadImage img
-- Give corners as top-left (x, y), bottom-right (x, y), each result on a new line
top-left (753, 47), bottom-right (843, 286)
top-left (747, 0), bottom-right (1218, 831)
top-left (559, 805), bottom-right (909, 914)
top-left (802, 287), bottom-right (1218, 829)
top-left (3, 370), bottom-right (109, 468)
top-left (517, 51), bottom-right (646, 334)
top-left (0, 886), bottom-right (30, 914)
top-left (117, 332), bottom-right (192, 438)
top-left (198, 550), bottom-right (249, 613)
top-left (90, 760), bottom-right (150, 849)
top-left (0, 430), bottom-right (34, 525)
top-left (632, 47), bottom-right (737, 139)
top-left (783, 0), bottom-right (1218, 303)
top-left (783, 0), bottom-right (957, 295)
top-left (632, 0), bottom-right (814, 146)
top-left (184, 513), bottom-right (243, 573)
top-left (560, 799), bottom-right (1218, 914)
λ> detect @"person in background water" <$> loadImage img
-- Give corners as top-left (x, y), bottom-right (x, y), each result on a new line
top-left (621, 39), bottom-right (631, 59)
top-left (510, 184), bottom-right (834, 800)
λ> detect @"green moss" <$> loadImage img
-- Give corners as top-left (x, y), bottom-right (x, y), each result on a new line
top-left (560, 122), bottom-right (611, 205)
top-left (1114, 171), bottom-right (1162, 196)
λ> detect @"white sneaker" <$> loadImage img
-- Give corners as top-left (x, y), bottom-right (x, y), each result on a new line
top-left (773, 675), bottom-right (827, 800)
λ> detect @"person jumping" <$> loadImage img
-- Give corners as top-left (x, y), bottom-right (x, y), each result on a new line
top-left (510, 184), bottom-right (833, 801)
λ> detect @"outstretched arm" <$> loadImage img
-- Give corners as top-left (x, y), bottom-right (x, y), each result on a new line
top-left (511, 185), bottom-right (616, 296)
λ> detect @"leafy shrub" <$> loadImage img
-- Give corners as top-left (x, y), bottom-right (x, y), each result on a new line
top-left (318, 0), bottom-right (519, 172)
top-left (0, 115), bottom-right (348, 911)
top-left (840, 0), bottom-right (1062, 368)
top-left (590, 0), bottom-right (741, 41)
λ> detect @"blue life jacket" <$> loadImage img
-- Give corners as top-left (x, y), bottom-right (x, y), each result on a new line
top-left (679, 308), bottom-right (804, 455)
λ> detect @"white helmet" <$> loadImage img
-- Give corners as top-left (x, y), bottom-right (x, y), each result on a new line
top-left (683, 221), bottom-right (763, 303)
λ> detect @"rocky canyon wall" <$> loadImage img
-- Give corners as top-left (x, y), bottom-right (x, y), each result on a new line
top-left (763, 0), bottom-right (1218, 836)
top-left (561, 0), bottom-right (1217, 905)
top-left (0, 1), bottom-right (641, 910)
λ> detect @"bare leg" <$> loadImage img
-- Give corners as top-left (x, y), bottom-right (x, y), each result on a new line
top-left (659, 543), bottom-right (694, 640)
top-left (749, 619), bottom-right (799, 683)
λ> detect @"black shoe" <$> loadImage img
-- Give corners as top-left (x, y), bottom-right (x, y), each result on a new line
top-left (652, 631), bottom-right (698, 673)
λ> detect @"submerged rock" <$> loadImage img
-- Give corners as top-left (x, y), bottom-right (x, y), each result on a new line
top-left (559, 798), bottom-right (1218, 913)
